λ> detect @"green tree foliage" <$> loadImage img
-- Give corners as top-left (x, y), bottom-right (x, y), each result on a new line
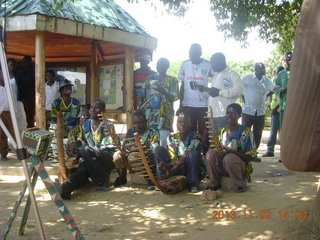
top-left (265, 47), bottom-right (285, 79)
top-left (167, 60), bottom-right (256, 81)
top-left (55, 0), bottom-right (301, 54)
top-left (167, 61), bottom-right (182, 79)
top-left (209, 0), bottom-right (302, 53)
top-left (228, 60), bottom-right (255, 77)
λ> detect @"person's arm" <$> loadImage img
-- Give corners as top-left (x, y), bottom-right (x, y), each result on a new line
top-left (219, 145), bottom-right (252, 162)
top-left (219, 70), bottom-right (244, 98)
top-left (272, 104), bottom-right (279, 115)
top-left (176, 82), bottom-right (184, 116)
top-left (153, 84), bottom-right (175, 102)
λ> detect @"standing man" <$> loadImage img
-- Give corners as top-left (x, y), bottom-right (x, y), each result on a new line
top-left (45, 70), bottom-right (59, 129)
top-left (241, 62), bottom-right (274, 151)
top-left (51, 79), bottom-right (81, 137)
top-left (22, 56), bottom-right (35, 128)
top-left (134, 54), bottom-right (157, 109)
top-left (199, 52), bottom-right (243, 132)
top-left (141, 58), bottom-right (179, 146)
top-left (263, 66), bottom-right (284, 157)
top-left (178, 43), bottom-right (212, 152)
top-left (275, 52), bottom-right (292, 128)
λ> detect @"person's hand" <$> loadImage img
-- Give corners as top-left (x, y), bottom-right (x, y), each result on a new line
top-left (153, 84), bottom-right (166, 94)
top-left (271, 108), bottom-right (278, 115)
top-left (209, 87), bottom-right (220, 97)
top-left (66, 141), bottom-right (76, 154)
top-left (72, 157), bottom-right (80, 165)
top-left (176, 106), bottom-right (184, 116)
top-left (280, 88), bottom-right (287, 94)
top-left (197, 85), bottom-right (207, 92)
top-left (220, 145), bottom-right (233, 152)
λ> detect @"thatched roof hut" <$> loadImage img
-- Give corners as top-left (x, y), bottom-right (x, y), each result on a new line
top-left (0, 0), bottom-right (157, 127)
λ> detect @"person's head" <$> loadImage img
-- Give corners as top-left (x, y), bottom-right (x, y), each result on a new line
top-left (7, 58), bottom-right (15, 73)
top-left (156, 58), bottom-right (170, 75)
top-left (177, 113), bottom-right (191, 134)
top-left (132, 111), bottom-right (147, 134)
top-left (284, 52), bottom-right (292, 70)
top-left (46, 70), bottom-right (55, 82)
top-left (80, 104), bottom-right (91, 124)
top-left (89, 99), bottom-right (105, 119)
top-left (276, 66), bottom-right (285, 75)
top-left (138, 54), bottom-right (151, 69)
top-left (59, 79), bottom-right (73, 97)
top-left (210, 52), bottom-right (227, 72)
top-left (226, 103), bottom-right (242, 126)
top-left (254, 62), bottom-right (265, 79)
top-left (189, 43), bottom-right (202, 64)
top-left (23, 56), bottom-right (32, 67)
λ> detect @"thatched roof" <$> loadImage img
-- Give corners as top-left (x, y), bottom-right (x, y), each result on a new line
top-left (0, 0), bottom-right (153, 37)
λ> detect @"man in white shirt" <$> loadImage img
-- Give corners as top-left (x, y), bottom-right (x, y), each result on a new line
top-left (178, 43), bottom-right (212, 153)
top-left (45, 70), bottom-right (59, 129)
top-left (242, 63), bottom-right (274, 150)
top-left (199, 52), bottom-right (243, 132)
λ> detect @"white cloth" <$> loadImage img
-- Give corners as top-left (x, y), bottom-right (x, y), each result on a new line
top-left (242, 74), bottom-right (274, 116)
top-left (208, 68), bottom-right (243, 118)
top-left (159, 129), bottom-right (171, 147)
top-left (0, 86), bottom-right (9, 114)
top-left (45, 81), bottom-right (59, 110)
top-left (9, 77), bottom-right (27, 130)
top-left (179, 59), bottom-right (212, 107)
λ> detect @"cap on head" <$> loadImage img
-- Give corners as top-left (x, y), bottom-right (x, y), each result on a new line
top-left (59, 79), bottom-right (73, 90)
top-left (138, 54), bottom-right (151, 62)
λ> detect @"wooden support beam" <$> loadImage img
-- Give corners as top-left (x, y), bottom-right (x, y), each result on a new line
top-left (89, 40), bottom-right (98, 103)
top-left (35, 31), bottom-right (46, 129)
top-left (124, 46), bottom-right (135, 128)
top-left (97, 42), bottom-right (105, 61)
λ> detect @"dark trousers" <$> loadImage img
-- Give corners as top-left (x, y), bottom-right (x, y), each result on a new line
top-left (23, 95), bottom-right (35, 128)
top-left (242, 113), bottom-right (265, 149)
top-left (61, 147), bottom-right (114, 197)
top-left (267, 112), bottom-right (280, 153)
top-left (183, 106), bottom-right (208, 152)
top-left (154, 146), bottom-right (201, 187)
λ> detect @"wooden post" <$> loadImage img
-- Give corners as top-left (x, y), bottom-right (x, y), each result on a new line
top-left (35, 31), bottom-right (46, 129)
top-left (90, 40), bottom-right (98, 103)
top-left (124, 46), bottom-right (134, 128)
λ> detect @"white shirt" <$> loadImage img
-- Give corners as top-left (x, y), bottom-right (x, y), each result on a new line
top-left (242, 74), bottom-right (274, 116)
top-left (45, 81), bottom-right (59, 110)
top-left (208, 68), bottom-right (243, 118)
top-left (179, 59), bottom-right (212, 107)
top-left (0, 86), bottom-right (9, 114)
top-left (9, 77), bottom-right (27, 130)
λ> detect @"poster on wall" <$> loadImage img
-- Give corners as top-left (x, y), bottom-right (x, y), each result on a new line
top-left (99, 64), bottom-right (123, 109)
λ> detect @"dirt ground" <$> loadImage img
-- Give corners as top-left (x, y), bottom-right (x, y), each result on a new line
top-left (0, 140), bottom-right (320, 240)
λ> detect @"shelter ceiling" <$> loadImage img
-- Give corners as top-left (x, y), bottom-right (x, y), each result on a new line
top-left (5, 31), bottom-right (144, 63)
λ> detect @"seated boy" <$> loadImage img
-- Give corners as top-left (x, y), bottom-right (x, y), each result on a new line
top-left (61, 99), bottom-right (119, 200)
top-left (204, 103), bottom-right (256, 193)
top-left (154, 113), bottom-right (202, 193)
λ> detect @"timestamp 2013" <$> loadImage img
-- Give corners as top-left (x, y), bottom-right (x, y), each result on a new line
top-left (211, 210), bottom-right (308, 220)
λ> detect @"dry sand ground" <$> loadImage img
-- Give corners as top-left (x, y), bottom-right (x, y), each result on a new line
top-left (0, 141), bottom-right (320, 240)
